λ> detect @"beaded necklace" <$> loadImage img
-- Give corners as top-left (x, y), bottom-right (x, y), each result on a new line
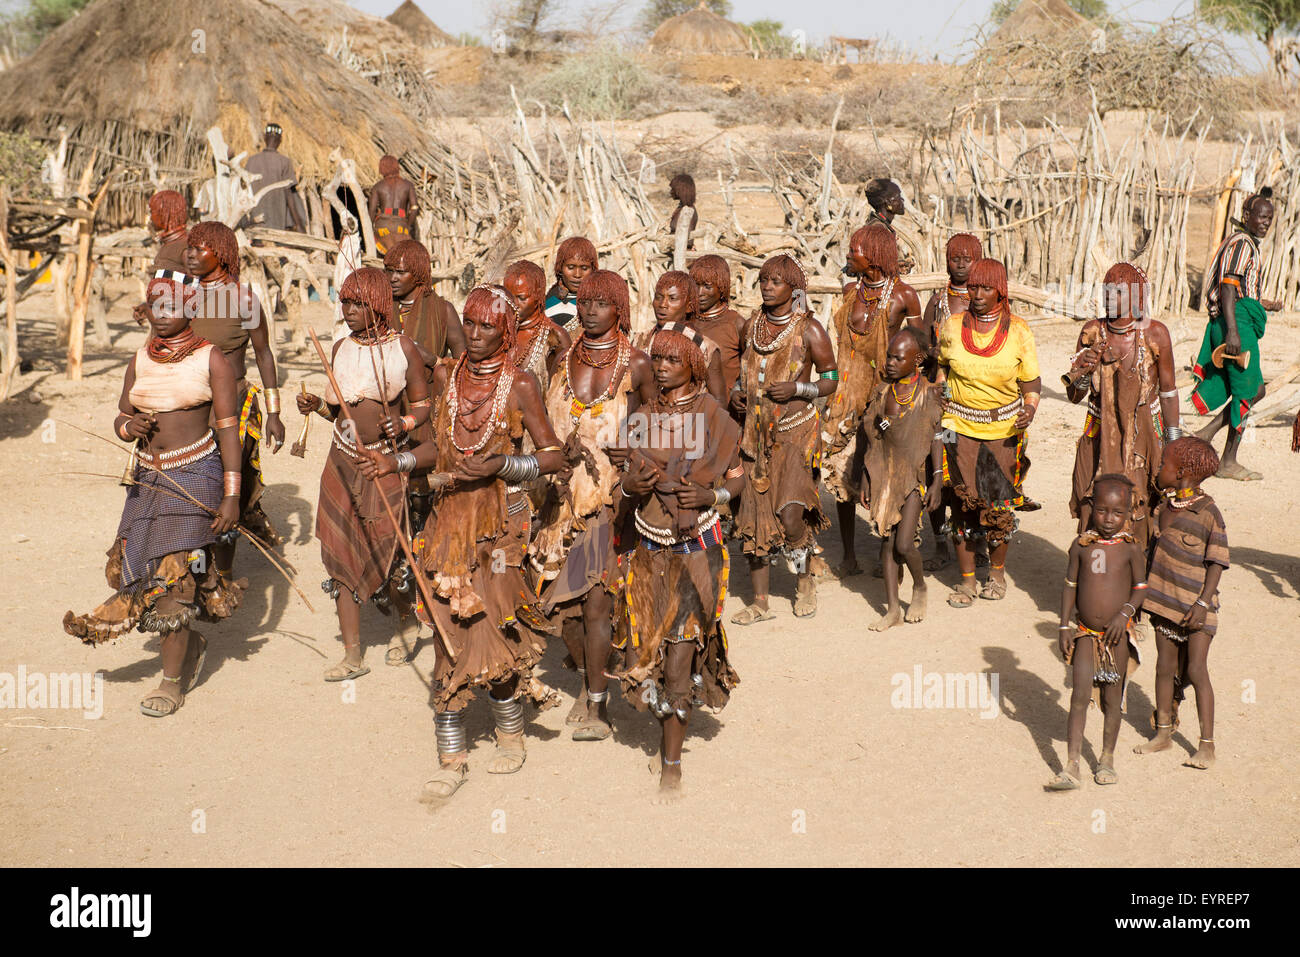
top-left (146, 328), bottom-right (209, 364)
top-left (960, 309), bottom-right (1011, 358)
top-left (446, 354), bottom-right (514, 454)
top-left (751, 309), bottom-right (799, 354)
top-left (565, 334), bottom-right (630, 422)
top-left (1168, 487), bottom-right (1205, 509)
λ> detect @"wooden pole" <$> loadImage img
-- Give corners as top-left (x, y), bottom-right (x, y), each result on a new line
top-left (305, 327), bottom-right (455, 661)
top-left (0, 186), bottom-right (19, 401)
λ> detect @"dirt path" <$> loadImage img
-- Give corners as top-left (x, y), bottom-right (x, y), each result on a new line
top-left (2, 293), bottom-right (1297, 867)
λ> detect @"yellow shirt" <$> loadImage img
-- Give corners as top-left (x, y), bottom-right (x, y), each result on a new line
top-left (937, 311), bottom-right (1040, 440)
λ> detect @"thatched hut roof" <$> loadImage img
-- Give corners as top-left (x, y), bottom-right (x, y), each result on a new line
top-left (990, 0), bottom-right (1091, 44)
top-left (649, 2), bottom-right (750, 56)
top-left (386, 1), bottom-right (454, 48)
top-left (267, 0), bottom-right (423, 64)
top-left (0, 0), bottom-right (448, 225)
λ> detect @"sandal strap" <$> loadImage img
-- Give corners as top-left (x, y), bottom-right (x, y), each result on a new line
top-left (160, 674), bottom-right (182, 683)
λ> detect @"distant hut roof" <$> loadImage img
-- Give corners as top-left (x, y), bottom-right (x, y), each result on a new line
top-left (0, 0), bottom-right (448, 225)
top-left (386, 1), bottom-right (454, 48)
top-left (990, 0), bottom-right (1091, 44)
top-left (649, 2), bottom-right (750, 56)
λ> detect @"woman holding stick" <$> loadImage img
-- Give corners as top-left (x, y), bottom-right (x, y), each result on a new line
top-left (296, 267), bottom-right (431, 681)
top-left (185, 222), bottom-right (286, 570)
top-left (358, 285), bottom-right (565, 801)
top-left (64, 277), bottom-right (245, 717)
top-left (935, 258), bottom-right (1042, 606)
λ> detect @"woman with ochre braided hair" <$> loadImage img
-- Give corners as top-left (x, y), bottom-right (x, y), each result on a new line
top-left (613, 324), bottom-right (742, 796)
top-left (544, 236), bottom-right (598, 335)
top-left (530, 269), bottom-right (655, 742)
top-left (821, 223), bottom-right (920, 578)
top-left (1065, 262), bottom-right (1179, 547)
top-left (935, 257), bottom-right (1041, 607)
top-left (147, 189), bottom-right (190, 278)
top-left (687, 254), bottom-right (746, 397)
top-left (359, 285), bottom-right (565, 802)
top-left (730, 254), bottom-right (838, 623)
top-left (184, 221), bottom-right (285, 572)
top-left (635, 270), bottom-right (727, 402)
top-left (64, 278), bottom-right (245, 717)
top-left (297, 267), bottom-right (431, 681)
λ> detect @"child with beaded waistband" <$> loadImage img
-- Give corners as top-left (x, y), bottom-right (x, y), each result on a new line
top-left (1049, 474), bottom-right (1147, 790)
top-left (1132, 437), bottom-right (1229, 770)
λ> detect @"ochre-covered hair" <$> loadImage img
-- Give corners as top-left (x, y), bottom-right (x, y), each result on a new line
top-left (688, 254), bottom-right (731, 302)
top-left (383, 239), bottom-right (431, 288)
top-left (1102, 261), bottom-right (1149, 320)
top-left (145, 276), bottom-right (196, 316)
top-left (504, 259), bottom-right (547, 299)
top-left (759, 253), bottom-right (807, 292)
top-left (379, 154), bottom-right (400, 177)
top-left (340, 267), bottom-right (394, 325)
top-left (968, 258), bottom-right (1008, 301)
top-left (655, 270), bottom-right (699, 319)
top-left (850, 223), bottom-right (899, 278)
top-left (946, 233), bottom-right (982, 261)
top-left (188, 221), bottom-right (240, 281)
top-left (555, 236), bottom-right (598, 277)
top-left (670, 173), bottom-right (696, 206)
top-left (148, 190), bottom-right (188, 233)
top-left (1163, 436), bottom-right (1220, 484)
top-left (463, 284), bottom-right (519, 354)
top-left (576, 269), bottom-right (631, 333)
top-left (651, 327), bottom-right (707, 384)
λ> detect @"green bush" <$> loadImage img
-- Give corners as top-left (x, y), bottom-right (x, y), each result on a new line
top-left (0, 132), bottom-right (48, 198)
top-left (531, 46), bottom-right (652, 119)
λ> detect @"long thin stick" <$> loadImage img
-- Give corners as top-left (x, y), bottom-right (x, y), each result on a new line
top-left (307, 327), bottom-right (454, 660)
top-left (56, 422), bottom-right (314, 612)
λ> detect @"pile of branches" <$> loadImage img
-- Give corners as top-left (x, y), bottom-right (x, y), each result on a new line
top-left (962, 15), bottom-right (1264, 127)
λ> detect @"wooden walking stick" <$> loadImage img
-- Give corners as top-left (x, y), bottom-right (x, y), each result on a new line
top-left (306, 327), bottom-right (455, 661)
top-left (290, 381), bottom-right (312, 458)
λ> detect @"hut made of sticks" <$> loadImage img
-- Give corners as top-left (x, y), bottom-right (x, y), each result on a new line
top-left (386, 1), bottom-right (455, 49)
top-left (649, 2), bottom-right (750, 56)
top-left (0, 0), bottom-right (448, 227)
top-left (989, 0), bottom-right (1090, 44)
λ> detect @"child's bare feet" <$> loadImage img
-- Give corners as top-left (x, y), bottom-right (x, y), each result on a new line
top-left (1094, 753), bottom-right (1117, 785)
top-left (1133, 724), bottom-right (1174, 754)
top-left (905, 585), bottom-right (928, 623)
top-left (1185, 739), bottom-right (1216, 770)
top-left (1047, 759), bottom-right (1081, 790)
top-left (655, 760), bottom-right (684, 803)
top-left (870, 607), bottom-right (903, 631)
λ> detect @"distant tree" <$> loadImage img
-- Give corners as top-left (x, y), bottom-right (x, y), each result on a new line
top-left (637, 0), bottom-right (731, 37)
top-left (745, 19), bottom-right (792, 57)
top-left (1201, 0), bottom-right (1300, 46)
top-left (491, 0), bottom-right (557, 53)
top-left (990, 0), bottom-right (1109, 25)
top-left (456, 32), bottom-right (483, 47)
top-left (1, 0), bottom-right (91, 55)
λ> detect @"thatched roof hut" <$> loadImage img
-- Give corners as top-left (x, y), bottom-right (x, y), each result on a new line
top-left (268, 0), bottom-right (422, 64)
top-left (649, 2), bottom-right (750, 56)
top-left (990, 0), bottom-right (1091, 44)
top-left (386, 1), bottom-right (454, 48)
top-left (0, 0), bottom-right (447, 226)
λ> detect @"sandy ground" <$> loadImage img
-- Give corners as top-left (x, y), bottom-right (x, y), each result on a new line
top-left (2, 286), bottom-right (1298, 868)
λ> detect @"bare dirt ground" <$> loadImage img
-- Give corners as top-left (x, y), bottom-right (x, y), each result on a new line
top-left (2, 277), bottom-right (1298, 867)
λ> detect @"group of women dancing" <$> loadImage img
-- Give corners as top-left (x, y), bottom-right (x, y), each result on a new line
top-left (65, 181), bottom-right (1275, 797)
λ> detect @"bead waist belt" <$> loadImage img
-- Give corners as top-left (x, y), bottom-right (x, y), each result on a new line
top-left (943, 396), bottom-right (1022, 424)
top-left (332, 426), bottom-right (400, 460)
top-left (136, 431), bottom-right (216, 470)
top-left (776, 403), bottom-right (818, 433)
top-left (635, 508), bottom-right (720, 548)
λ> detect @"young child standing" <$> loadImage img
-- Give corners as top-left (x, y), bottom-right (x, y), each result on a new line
top-left (860, 328), bottom-right (943, 629)
top-left (1133, 437), bottom-right (1229, 770)
top-left (1049, 474), bottom-right (1148, 790)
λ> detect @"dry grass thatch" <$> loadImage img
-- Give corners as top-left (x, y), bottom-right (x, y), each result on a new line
top-left (650, 3), bottom-right (750, 56)
top-left (990, 0), bottom-right (1090, 44)
top-left (0, 0), bottom-right (451, 225)
top-left (386, 0), bottom-right (454, 49)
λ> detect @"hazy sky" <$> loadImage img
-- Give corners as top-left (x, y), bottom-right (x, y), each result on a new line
top-left (353, 0), bottom-right (1267, 65)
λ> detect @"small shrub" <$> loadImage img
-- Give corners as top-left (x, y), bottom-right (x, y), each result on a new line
top-left (531, 46), bottom-right (652, 119)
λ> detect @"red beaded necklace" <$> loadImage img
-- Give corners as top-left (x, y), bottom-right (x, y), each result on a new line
top-left (960, 308), bottom-right (1010, 358)
top-left (146, 328), bottom-right (209, 364)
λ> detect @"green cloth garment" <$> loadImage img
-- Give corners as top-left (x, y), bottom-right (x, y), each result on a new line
top-left (1190, 296), bottom-right (1266, 432)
